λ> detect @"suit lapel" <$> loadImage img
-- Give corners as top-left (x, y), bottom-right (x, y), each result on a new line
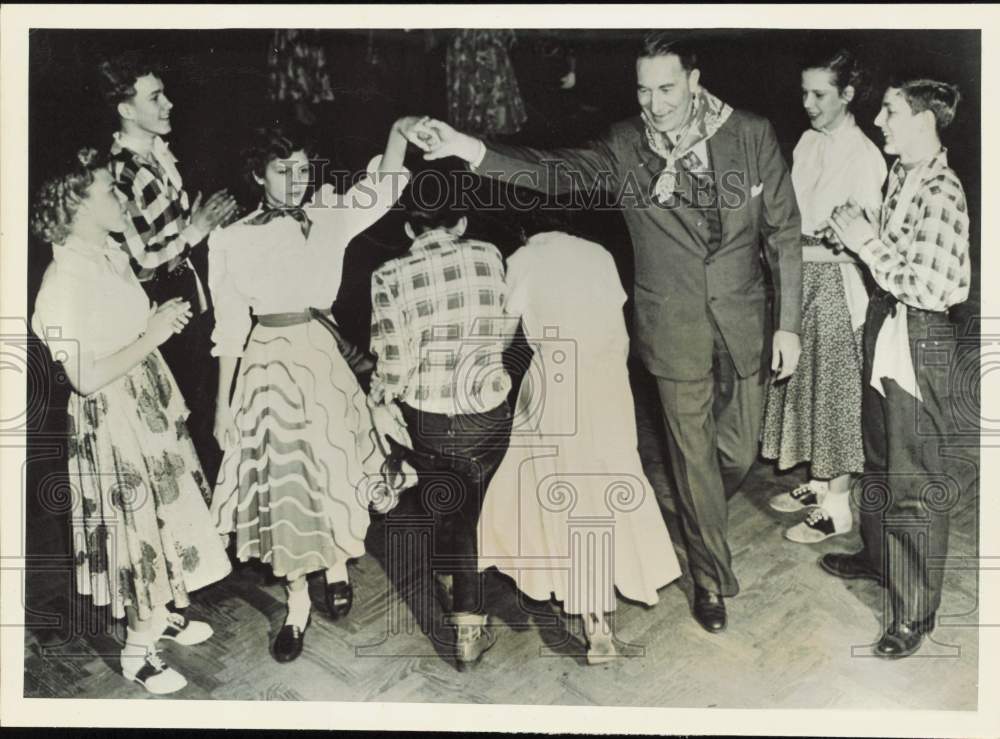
top-left (629, 118), bottom-right (664, 199)
top-left (707, 117), bottom-right (744, 243)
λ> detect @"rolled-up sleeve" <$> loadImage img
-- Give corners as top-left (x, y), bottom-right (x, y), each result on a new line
top-left (208, 231), bottom-right (253, 358)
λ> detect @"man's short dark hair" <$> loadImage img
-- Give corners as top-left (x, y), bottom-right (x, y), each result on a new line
top-left (890, 77), bottom-right (962, 133)
top-left (638, 32), bottom-right (698, 71)
top-left (97, 52), bottom-right (166, 110)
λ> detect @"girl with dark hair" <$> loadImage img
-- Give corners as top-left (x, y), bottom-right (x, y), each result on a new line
top-left (30, 148), bottom-right (231, 695)
top-left (208, 117), bottom-right (422, 663)
top-left (761, 49), bottom-right (887, 543)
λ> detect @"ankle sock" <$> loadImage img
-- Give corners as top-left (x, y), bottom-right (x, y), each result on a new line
top-left (120, 628), bottom-right (154, 677)
top-left (823, 488), bottom-right (853, 529)
top-left (285, 584), bottom-right (311, 630)
top-left (325, 560), bottom-right (349, 585)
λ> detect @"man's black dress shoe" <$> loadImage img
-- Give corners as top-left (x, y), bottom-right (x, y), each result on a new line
top-left (324, 581), bottom-right (353, 621)
top-left (693, 586), bottom-right (727, 633)
top-left (874, 617), bottom-right (934, 659)
top-left (819, 552), bottom-right (883, 584)
top-left (272, 617), bottom-right (309, 663)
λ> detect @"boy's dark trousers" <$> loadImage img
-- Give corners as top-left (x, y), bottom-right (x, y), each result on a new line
top-left (399, 400), bottom-right (512, 614)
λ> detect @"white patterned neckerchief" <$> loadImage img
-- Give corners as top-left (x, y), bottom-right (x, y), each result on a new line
top-left (641, 87), bottom-right (733, 204)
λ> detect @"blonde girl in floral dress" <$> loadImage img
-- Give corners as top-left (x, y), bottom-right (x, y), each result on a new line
top-left (30, 148), bottom-right (232, 695)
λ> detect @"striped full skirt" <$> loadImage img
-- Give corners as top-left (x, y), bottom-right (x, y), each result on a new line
top-left (211, 319), bottom-right (386, 580)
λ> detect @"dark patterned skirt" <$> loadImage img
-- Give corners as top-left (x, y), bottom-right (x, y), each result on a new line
top-left (761, 262), bottom-right (866, 479)
top-left (66, 351), bottom-right (231, 621)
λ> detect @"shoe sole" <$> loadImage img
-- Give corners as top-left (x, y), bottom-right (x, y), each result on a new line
top-left (785, 528), bottom-right (849, 544)
top-left (125, 673), bottom-right (187, 695)
top-left (158, 631), bottom-right (213, 646)
top-left (769, 501), bottom-right (813, 513)
top-left (697, 622), bottom-right (727, 634)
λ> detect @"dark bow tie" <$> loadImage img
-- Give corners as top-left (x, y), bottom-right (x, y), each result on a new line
top-left (247, 204), bottom-right (312, 238)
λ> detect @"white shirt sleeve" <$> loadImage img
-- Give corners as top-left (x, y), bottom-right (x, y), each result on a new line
top-left (31, 268), bottom-right (83, 368)
top-left (471, 139), bottom-right (488, 169)
top-left (208, 229), bottom-right (253, 358)
top-left (307, 155), bottom-right (411, 243)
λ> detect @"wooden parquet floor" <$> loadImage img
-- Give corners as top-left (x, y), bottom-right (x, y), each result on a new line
top-left (22, 368), bottom-right (980, 709)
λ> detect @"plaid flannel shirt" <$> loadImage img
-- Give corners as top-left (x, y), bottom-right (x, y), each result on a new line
top-left (369, 229), bottom-right (517, 416)
top-left (857, 148), bottom-right (970, 312)
top-left (108, 134), bottom-right (205, 282)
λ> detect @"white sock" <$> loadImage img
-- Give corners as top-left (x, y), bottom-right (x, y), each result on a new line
top-left (285, 585), bottom-right (311, 630)
top-left (824, 488), bottom-right (853, 529)
top-left (121, 627), bottom-right (154, 676)
top-left (809, 479), bottom-right (830, 496)
top-left (150, 605), bottom-right (170, 636)
top-left (325, 560), bottom-right (349, 584)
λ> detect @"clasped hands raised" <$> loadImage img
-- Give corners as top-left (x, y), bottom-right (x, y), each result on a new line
top-left (399, 116), bottom-right (480, 163)
top-left (815, 197), bottom-right (879, 254)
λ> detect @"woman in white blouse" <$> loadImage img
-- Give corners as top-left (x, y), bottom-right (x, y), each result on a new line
top-left (761, 49), bottom-right (888, 542)
top-left (209, 119), bottom-right (421, 663)
top-left (30, 148), bottom-right (232, 695)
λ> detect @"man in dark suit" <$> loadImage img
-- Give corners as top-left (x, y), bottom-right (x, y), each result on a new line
top-left (407, 33), bottom-right (802, 632)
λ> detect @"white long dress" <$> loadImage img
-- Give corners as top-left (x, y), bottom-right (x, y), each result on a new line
top-left (478, 232), bottom-right (681, 614)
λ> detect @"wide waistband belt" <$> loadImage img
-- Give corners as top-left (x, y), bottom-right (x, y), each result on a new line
top-left (257, 308), bottom-right (334, 327)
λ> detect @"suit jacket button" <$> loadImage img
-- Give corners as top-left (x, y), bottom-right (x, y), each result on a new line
top-left (704, 256), bottom-right (713, 265)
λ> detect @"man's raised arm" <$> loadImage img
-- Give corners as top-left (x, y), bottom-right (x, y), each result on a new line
top-left (411, 118), bottom-right (620, 197)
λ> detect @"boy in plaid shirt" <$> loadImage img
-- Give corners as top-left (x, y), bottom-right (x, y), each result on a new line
top-left (98, 54), bottom-right (238, 482)
top-left (369, 200), bottom-right (517, 671)
top-left (821, 77), bottom-right (970, 659)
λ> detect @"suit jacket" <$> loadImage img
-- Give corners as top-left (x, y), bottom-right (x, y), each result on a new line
top-left (475, 109), bottom-right (802, 381)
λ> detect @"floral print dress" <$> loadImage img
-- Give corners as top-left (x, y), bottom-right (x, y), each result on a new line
top-left (32, 236), bottom-right (231, 621)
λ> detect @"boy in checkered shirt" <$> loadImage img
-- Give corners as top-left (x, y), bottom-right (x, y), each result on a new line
top-left (369, 198), bottom-right (517, 671)
top-left (98, 54), bottom-right (238, 482)
top-left (821, 77), bottom-right (971, 659)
